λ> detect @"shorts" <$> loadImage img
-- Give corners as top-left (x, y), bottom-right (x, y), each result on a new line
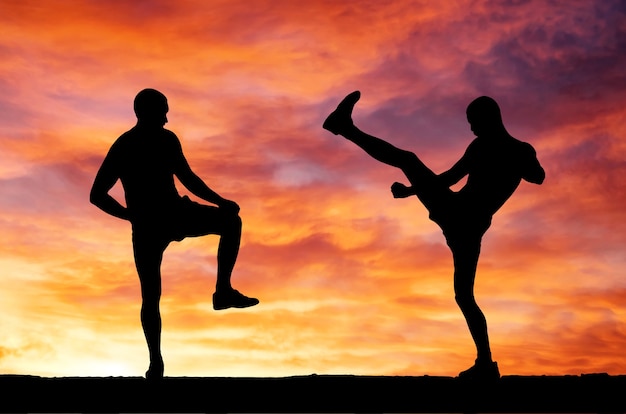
top-left (131, 196), bottom-right (233, 246)
top-left (427, 195), bottom-right (492, 248)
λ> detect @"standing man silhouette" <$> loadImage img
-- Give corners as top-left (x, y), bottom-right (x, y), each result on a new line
top-left (323, 91), bottom-right (545, 380)
top-left (90, 88), bottom-right (258, 380)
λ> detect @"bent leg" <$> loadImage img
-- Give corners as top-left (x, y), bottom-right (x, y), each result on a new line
top-left (177, 202), bottom-right (242, 291)
top-left (344, 125), bottom-right (454, 213)
top-left (176, 200), bottom-right (258, 310)
top-left (324, 92), bottom-right (450, 212)
top-left (215, 212), bottom-right (242, 291)
top-left (132, 234), bottom-right (167, 380)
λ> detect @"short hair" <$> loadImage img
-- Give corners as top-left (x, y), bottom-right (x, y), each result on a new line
top-left (133, 88), bottom-right (168, 119)
top-left (466, 96), bottom-right (502, 123)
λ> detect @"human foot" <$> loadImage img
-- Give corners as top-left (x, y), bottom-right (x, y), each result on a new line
top-left (145, 359), bottom-right (164, 382)
top-left (213, 288), bottom-right (259, 310)
top-left (323, 90), bottom-right (361, 135)
top-left (457, 360), bottom-right (500, 381)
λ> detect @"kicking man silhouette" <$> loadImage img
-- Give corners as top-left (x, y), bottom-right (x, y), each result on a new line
top-left (90, 88), bottom-right (258, 380)
top-left (323, 91), bottom-right (545, 380)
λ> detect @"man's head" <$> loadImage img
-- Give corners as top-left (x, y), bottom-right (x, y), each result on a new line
top-left (134, 88), bottom-right (168, 126)
top-left (466, 96), bottom-right (505, 137)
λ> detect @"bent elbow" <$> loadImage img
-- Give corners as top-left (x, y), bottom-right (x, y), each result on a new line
top-left (537, 168), bottom-right (546, 184)
top-left (527, 170), bottom-right (545, 185)
top-left (89, 188), bottom-right (101, 206)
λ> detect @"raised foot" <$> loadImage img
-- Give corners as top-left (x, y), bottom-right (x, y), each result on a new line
top-left (457, 360), bottom-right (501, 382)
top-left (213, 288), bottom-right (259, 310)
top-left (322, 90), bottom-right (361, 135)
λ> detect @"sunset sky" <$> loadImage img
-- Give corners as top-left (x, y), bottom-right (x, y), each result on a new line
top-left (1, 0), bottom-right (625, 378)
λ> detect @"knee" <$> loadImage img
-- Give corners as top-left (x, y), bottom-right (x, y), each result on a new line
top-left (140, 286), bottom-right (161, 306)
top-left (213, 208), bottom-right (242, 233)
top-left (141, 298), bottom-right (160, 316)
top-left (455, 293), bottom-right (477, 310)
top-left (142, 292), bottom-right (160, 304)
top-left (227, 211), bottom-right (242, 231)
top-left (223, 212), bottom-right (242, 232)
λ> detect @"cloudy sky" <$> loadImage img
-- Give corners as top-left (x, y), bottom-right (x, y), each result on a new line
top-left (1, 0), bottom-right (625, 377)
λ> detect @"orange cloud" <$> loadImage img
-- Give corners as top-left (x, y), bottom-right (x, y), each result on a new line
top-left (0, 0), bottom-right (625, 378)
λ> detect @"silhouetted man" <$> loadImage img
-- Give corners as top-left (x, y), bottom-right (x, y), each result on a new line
top-left (323, 91), bottom-right (545, 380)
top-left (90, 88), bottom-right (258, 380)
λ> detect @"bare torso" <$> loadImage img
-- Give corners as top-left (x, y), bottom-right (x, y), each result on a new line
top-left (458, 135), bottom-right (539, 217)
top-left (109, 125), bottom-right (184, 217)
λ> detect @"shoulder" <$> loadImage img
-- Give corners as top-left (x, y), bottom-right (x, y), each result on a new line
top-left (512, 138), bottom-right (537, 156)
top-left (162, 128), bottom-right (183, 150)
top-left (162, 127), bottom-right (178, 138)
top-left (158, 127), bottom-right (179, 142)
top-left (107, 129), bottom-right (134, 154)
top-left (465, 137), bottom-right (481, 151)
top-left (464, 137), bottom-right (483, 156)
top-left (113, 125), bottom-right (144, 143)
top-left (507, 138), bottom-right (540, 168)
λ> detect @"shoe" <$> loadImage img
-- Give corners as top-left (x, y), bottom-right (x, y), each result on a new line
top-left (457, 360), bottom-right (500, 381)
top-left (213, 289), bottom-right (259, 310)
top-left (322, 90), bottom-right (361, 135)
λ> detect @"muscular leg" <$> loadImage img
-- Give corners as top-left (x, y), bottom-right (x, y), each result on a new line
top-left (450, 236), bottom-right (500, 379)
top-left (132, 234), bottom-right (167, 380)
top-left (450, 238), bottom-right (491, 362)
top-left (326, 92), bottom-right (498, 379)
top-left (215, 212), bottom-right (242, 292)
top-left (177, 200), bottom-right (258, 310)
top-left (324, 91), bottom-right (449, 210)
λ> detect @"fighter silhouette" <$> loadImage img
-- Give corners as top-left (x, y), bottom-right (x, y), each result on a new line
top-left (90, 88), bottom-right (258, 380)
top-left (323, 91), bottom-right (545, 380)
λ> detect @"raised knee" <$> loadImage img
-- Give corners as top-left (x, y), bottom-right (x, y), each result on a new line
top-left (229, 212), bottom-right (242, 230)
top-left (214, 208), bottom-right (241, 230)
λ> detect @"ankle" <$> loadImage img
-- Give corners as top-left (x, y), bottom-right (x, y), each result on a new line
top-left (215, 283), bottom-right (233, 293)
top-left (476, 356), bottom-right (493, 365)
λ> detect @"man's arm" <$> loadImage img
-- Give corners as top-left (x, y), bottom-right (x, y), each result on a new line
top-left (437, 154), bottom-right (470, 187)
top-left (521, 144), bottom-right (545, 185)
top-left (391, 146), bottom-right (471, 198)
top-left (172, 139), bottom-right (239, 213)
top-left (90, 147), bottom-right (131, 221)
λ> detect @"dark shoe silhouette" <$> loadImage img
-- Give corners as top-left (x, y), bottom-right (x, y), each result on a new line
top-left (458, 360), bottom-right (500, 381)
top-left (323, 90), bottom-right (360, 135)
top-left (213, 289), bottom-right (259, 310)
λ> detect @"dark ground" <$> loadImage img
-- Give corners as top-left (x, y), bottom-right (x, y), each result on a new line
top-left (1, 373), bottom-right (625, 413)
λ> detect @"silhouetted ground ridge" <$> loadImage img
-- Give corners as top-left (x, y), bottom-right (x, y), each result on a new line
top-left (1, 373), bottom-right (624, 412)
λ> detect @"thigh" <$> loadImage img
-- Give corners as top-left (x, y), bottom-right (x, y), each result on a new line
top-left (131, 233), bottom-right (167, 299)
top-left (400, 160), bottom-right (454, 221)
top-left (172, 196), bottom-right (235, 240)
top-left (450, 237), bottom-right (482, 297)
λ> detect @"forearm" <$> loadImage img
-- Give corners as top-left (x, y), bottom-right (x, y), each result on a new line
top-left (90, 193), bottom-right (130, 221)
top-left (184, 174), bottom-right (227, 205)
top-left (437, 171), bottom-right (459, 188)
